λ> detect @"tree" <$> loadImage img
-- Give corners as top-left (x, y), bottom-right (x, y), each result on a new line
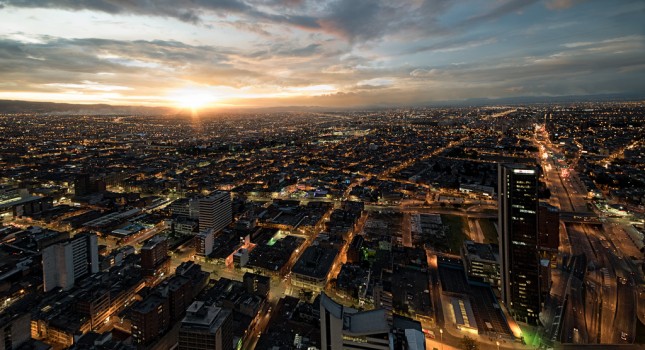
top-left (460, 336), bottom-right (480, 350)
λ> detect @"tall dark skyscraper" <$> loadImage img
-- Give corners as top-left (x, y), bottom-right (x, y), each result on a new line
top-left (498, 163), bottom-right (541, 325)
top-left (73, 173), bottom-right (91, 197)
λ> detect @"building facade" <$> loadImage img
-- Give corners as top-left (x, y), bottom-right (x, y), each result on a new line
top-left (140, 235), bottom-right (169, 278)
top-left (0, 313), bottom-right (31, 350)
top-left (198, 192), bottom-right (232, 233)
top-left (461, 240), bottom-right (500, 291)
top-left (538, 202), bottom-right (560, 252)
top-left (195, 229), bottom-right (214, 257)
top-left (130, 294), bottom-right (170, 347)
top-left (498, 163), bottom-right (541, 324)
top-left (42, 233), bottom-right (99, 292)
top-left (320, 293), bottom-right (391, 350)
top-left (178, 301), bottom-right (233, 350)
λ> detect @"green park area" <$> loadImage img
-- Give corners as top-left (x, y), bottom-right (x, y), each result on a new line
top-left (478, 218), bottom-right (499, 244)
top-left (441, 214), bottom-right (469, 254)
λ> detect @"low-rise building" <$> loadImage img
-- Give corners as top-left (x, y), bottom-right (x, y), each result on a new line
top-left (291, 245), bottom-right (338, 292)
top-left (461, 240), bottom-right (500, 291)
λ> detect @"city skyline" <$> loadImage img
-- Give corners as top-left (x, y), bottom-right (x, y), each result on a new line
top-left (1, 104), bottom-right (644, 349)
top-left (1, 0), bottom-right (644, 109)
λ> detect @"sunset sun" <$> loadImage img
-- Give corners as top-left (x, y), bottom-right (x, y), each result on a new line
top-left (172, 90), bottom-right (217, 110)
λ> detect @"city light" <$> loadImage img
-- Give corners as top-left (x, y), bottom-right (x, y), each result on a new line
top-left (0, 0), bottom-right (642, 348)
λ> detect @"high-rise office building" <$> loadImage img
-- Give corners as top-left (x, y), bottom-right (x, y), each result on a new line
top-left (141, 234), bottom-right (169, 277)
top-left (498, 163), bottom-right (541, 324)
top-left (131, 293), bottom-right (170, 347)
top-left (170, 197), bottom-right (200, 219)
top-left (320, 292), bottom-right (391, 350)
top-left (73, 173), bottom-right (104, 196)
top-left (195, 228), bottom-right (214, 257)
top-left (538, 202), bottom-right (560, 252)
top-left (73, 173), bottom-right (91, 197)
top-left (537, 202), bottom-right (559, 302)
top-left (178, 301), bottom-right (233, 350)
top-left (0, 313), bottom-right (30, 350)
top-left (198, 192), bottom-right (232, 233)
top-left (42, 233), bottom-right (99, 292)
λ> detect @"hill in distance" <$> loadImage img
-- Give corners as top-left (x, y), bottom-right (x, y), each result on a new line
top-left (0, 93), bottom-right (642, 115)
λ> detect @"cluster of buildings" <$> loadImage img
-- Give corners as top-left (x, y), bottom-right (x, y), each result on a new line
top-left (0, 104), bottom-right (642, 350)
top-left (545, 104), bottom-right (645, 210)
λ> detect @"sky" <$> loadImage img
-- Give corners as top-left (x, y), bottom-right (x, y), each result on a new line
top-left (0, 0), bottom-right (644, 108)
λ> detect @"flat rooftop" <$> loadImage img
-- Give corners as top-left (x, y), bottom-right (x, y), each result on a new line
top-left (181, 301), bottom-right (230, 334)
top-left (292, 245), bottom-right (338, 279)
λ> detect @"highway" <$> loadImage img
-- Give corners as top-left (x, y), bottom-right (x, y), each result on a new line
top-left (560, 224), bottom-right (592, 344)
top-left (599, 226), bottom-right (638, 344)
top-left (535, 133), bottom-right (589, 214)
top-left (556, 213), bottom-right (638, 346)
top-left (534, 126), bottom-right (642, 346)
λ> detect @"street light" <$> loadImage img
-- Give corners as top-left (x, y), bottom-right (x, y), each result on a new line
top-left (439, 328), bottom-right (443, 350)
top-left (496, 340), bottom-right (500, 350)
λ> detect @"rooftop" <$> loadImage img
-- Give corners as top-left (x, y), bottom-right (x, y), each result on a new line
top-left (292, 245), bottom-right (338, 279)
top-left (141, 234), bottom-right (166, 250)
top-left (181, 301), bottom-right (230, 333)
top-left (320, 292), bottom-right (389, 336)
top-left (463, 240), bottom-right (498, 263)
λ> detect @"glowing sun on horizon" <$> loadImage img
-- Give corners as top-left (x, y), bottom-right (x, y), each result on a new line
top-left (171, 88), bottom-right (218, 110)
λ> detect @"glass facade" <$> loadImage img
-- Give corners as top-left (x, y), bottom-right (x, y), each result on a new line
top-left (498, 164), bottom-right (540, 325)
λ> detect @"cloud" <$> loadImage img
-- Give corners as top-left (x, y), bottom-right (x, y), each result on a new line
top-left (357, 77), bottom-right (394, 88)
top-left (409, 68), bottom-right (440, 78)
top-left (0, 1), bottom-right (644, 107)
top-left (0, 36), bottom-right (239, 93)
top-left (0, 0), bottom-right (322, 31)
top-left (0, 34), bottom-right (363, 102)
top-left (545, 0), bottom-right (585, 10)
top-left (44, 80), bottom-right (133, 91)
top-left (249, 43), bottom-right (322, 59)
top-left (462, 0), bottom-right (540, 26)
top-left (315, 0), bottom-right (451, 42)
top-left (505, 86), bottom-right (524, 93)
top-left (0, 0), bottom-right (453, 43)
top-left (406, 37), bottom-right (497, 55)
top-left (561, 35), bottom-right (644, 49)
top-left (2, 30), bottom-right (643, 107)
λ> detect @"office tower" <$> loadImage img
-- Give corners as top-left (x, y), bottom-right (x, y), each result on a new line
top-left (74, 173), bottom-right (91, 197)
top-left (538, 202), bottom-right (560, 252)
top-left (170, 197), bottom-right (200, 219)
top-left (320, 292), bottom-right (391, 350)
top-left (42, 233), bottom-right (99, 292)
top-left (0, 313), bottom-right (30, 350)
top-left (498, 163), bottom-right (541, 324)
top-left (140, 235), bottom-right (170, 277)
top-left (131, 294), bottom-right (170, 346)
top-left (195, 228), bottom-right (214, 257)
top-left (73, 174), bottom-right (104, 196)
top-left (537, 202), bottom-right (559, 301)
top-left (198, 191), bottom-right (232, 233)
top-left (178, 301), bottom-right (233, 350)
